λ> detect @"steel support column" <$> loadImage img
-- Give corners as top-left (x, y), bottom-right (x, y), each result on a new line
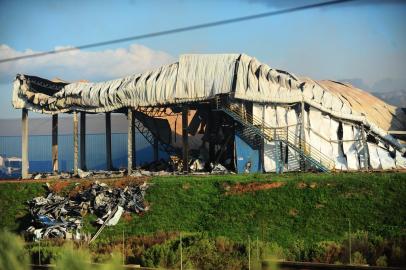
top-left (132, 110), bottom-right (136, 168)
top-left (127, 108), bottom-right (133, 174)
top-left (105, 112), bottom-right (112, 170)
top-left (52, 114), bottom-right (58, 174)
top-left (73, 111), bottom-right (79, 175)
top-left (300, 100), bottom-right (306, 171)
top-left (21, 108), bottom-right (29, 179)
top-left (260, 104), bottom-right (265, 172)
top-left (80, 112), bottom-right (86, 170)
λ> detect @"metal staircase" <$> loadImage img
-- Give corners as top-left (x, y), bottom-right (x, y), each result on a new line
top-left (133, 117), bottom-right (180, 157)
top-left (218, 103), bottom-right (334, 172)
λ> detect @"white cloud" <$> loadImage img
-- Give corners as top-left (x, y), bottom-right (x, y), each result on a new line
top-left (0, 44), bottom-right (174, 83)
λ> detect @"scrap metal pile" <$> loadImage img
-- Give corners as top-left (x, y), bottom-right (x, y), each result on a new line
top-left (26, 181), bottom-right (149, 241)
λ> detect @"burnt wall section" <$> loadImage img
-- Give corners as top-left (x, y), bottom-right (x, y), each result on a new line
top-left (249, 100), bottom-right (406, 171)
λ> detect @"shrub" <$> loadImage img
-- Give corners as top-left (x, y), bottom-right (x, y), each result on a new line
top-left (263, 242), bottom-right (286, 260)
top-left (140, 241), bottom-right (178, 268)
top-left (376, 255), bottom-right (387, 267)
top-left (0, 230), bottom-right (30, 270)
top-left (310, 241), bottom-right (342, 264)
top-left (352, 251), bottom-right (367, 265)
top-left (53, 244), bottom-right (92, 270)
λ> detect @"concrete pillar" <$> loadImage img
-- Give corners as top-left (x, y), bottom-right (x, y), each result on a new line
top-left (105, 112), bottom-right (112, 170)
top-left (182, 106), bottom-right (189, 173)
top-left (21, 108), bottom-right (29, 179)
top-left (52, 114), bottom-right (58, 174)
top-left (153, 137), bottom-right (159, 162)
top-left (131, 111), bottom-right (136, 167)
top-left (80, 112), bottom-right (86, 170)
top-left (127, 108), bottom-right (133, 174)
top-left (73, 111), bottom-right (79, 175)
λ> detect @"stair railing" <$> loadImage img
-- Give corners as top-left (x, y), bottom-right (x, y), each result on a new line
top-left (222, 103), bottom-right (335, 170)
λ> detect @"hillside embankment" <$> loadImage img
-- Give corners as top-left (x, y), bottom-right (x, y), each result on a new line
top-left (0, 172), bottom-right (405, 268)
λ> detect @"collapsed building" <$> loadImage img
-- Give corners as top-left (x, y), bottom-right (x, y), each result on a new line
top-left (12, 54), bottom-right (406, 178)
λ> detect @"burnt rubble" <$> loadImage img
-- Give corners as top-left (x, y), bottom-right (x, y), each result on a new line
top-left (26, 181), bottom-right (149, 241)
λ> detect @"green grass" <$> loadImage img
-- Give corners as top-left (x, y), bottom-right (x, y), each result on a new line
top-left (0, 182), bottom-right (45, 231)
top-left (1, 172), bottom-right (406, 249)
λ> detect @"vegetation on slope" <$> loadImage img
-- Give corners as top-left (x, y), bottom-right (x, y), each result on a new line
top-left (0, 172), bottom-right (405, 268)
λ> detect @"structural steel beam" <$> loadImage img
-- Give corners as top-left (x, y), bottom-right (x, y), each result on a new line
top-left (182, 106), bottom-right (189, 173)
top-left (105, 112), bottom-right (112, 170)
top-left (52, 114), bottom-right (58, 174)
top-left (73, 111), bottom-right (79, 176)
top-left (80, 112), bottom-right (87, 170)
top-left (21, 108), bottom-right (29, 179)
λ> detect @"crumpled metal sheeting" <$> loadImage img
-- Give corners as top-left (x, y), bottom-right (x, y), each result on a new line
top-left (11, 53), bottom-right (405, 153)
top-left (75, 181), bottom-right (148, 217)
top-left (27, 192), bottom-right (83, 241)
top-left (26, 181), bottom-right (149, 240)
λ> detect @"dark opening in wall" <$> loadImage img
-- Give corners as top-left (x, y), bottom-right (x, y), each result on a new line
top-left (337, 122), bottom-right (347, 164)
top-left (367, 134), bottom-right (378, 144)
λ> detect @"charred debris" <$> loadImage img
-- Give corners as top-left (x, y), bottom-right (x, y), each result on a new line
top-left (26, 181), bottom-right (149, 241)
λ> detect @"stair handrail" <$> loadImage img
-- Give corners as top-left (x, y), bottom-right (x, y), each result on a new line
top-left (222, 103), bottom-right (335, 169)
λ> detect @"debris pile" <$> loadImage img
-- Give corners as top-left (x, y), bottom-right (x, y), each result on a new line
top-left (210, 163), bottom-right (229, 174)
top-left (26, 181), bottom-right (149, 241)
top-left (30, 169), bottom-right (127, 180)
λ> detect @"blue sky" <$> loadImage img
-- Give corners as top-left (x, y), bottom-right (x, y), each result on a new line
top-left (1, 0), bottom-right (405, 118)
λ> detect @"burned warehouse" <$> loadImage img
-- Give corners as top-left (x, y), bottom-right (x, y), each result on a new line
top-left (11, 54), bottom-right (406, 178)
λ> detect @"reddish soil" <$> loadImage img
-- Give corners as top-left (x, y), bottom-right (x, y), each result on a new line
top-left (121, 212), bottom-right (133, 222)
top-left (50, 181), bottom-right (71, 193)
top-left (225, 181), bottom-right (284, 195)
top-left (104, 177), bottom-right (148, 188)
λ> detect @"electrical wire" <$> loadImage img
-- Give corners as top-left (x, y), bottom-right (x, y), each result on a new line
top-left (0, 0), bottom-right (356, 64)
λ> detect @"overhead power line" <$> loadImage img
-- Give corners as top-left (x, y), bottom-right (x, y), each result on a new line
top-left (0, 0), bottom-right (356, 64)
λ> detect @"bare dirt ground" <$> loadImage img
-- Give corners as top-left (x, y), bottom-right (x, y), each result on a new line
top-left (225, 181), bottom-right (284, 195)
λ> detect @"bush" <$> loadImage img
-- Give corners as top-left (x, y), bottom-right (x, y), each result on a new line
top-left (376, 255), bottom-right (387, 267)
top-left (352, 251), bottom-right (367, 265)
top-left (263, 242), bottom-right (286, 260)
top-left (140, 241), bottom-right (178, 267)
top-left (53, 244), bottom-right (92, 270)
top-left (0, 230), bottom-right (30, 270)
top-left (310, 241), bottom-right (342, 264)
top-left (52, 244), bottom-right (122, 270)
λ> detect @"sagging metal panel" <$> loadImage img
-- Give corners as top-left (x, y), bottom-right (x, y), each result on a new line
top-left (11, 53), bottom-right (406, 155)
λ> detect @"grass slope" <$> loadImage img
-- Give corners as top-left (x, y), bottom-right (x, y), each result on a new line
top-left (1, 172), bottom-right (405, 249)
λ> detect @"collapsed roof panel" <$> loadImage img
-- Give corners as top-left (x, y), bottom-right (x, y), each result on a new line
top-left (11, 53), bottom-right (406, 153)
